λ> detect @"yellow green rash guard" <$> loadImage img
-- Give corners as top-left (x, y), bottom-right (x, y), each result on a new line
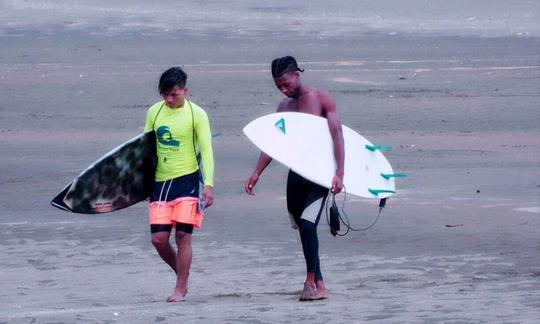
top-left (144, 99), bottom-right (214, 186)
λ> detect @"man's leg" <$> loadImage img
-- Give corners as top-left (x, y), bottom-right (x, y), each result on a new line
top-left (299, 219), bottom-right (319, 281)
top-left (287, 171), bottom-right (329, 300)
top-left (299, 219), bottom-right (328, 300)
top-left (167, 223), bottom-right (193, 302)
top-left (150, 225), bottom-right (176, 273)
top-left (314, 245), bottom-right (326, 296)
top-left (298, 220), bottom-right (316, 300)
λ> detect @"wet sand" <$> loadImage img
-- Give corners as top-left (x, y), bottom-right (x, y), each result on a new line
top-left (1, 1), bottom-right (539, 323)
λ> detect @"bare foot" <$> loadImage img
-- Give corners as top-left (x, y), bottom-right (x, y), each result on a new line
top-left (299, 282), bottom-right (329, 301)
top-left (299, 282), bottom-right (316, 301)
top-left (315, 281), bottom-right (329, 300)
top-left (166, 288), bottom-right (188, 303)
top-left (313, 288), bottom-right (328, 300)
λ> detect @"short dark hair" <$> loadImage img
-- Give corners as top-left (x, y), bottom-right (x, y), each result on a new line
top-left (271, 56), bottom-right (304, 78)
top-left (158, 67), bottom-right (187, 94)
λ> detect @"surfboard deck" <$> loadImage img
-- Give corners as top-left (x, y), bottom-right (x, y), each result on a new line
top-left (243, 112), bottom-right (396, 198)
top-left (51, 131), bottom-right (156, 214)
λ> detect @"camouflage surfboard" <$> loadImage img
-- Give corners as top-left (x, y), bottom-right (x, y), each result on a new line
top-left (51, 131), bottom-right (156, 214)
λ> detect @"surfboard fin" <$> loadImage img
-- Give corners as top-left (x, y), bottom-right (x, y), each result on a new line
top-left (365, 144), bottom-right (392, 152)
top-left (380, 173), bottom-right (407, 180)
top-left (368, 188), bottom-right (396, 196)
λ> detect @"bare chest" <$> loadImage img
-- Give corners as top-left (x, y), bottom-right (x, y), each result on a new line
top-left (282, 96), bottom-right (324, 116)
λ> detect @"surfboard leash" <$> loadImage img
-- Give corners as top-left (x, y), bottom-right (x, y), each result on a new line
top-left (326, 186), bottom-right (387, 236)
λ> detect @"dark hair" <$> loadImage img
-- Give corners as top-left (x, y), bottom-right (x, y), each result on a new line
top-left (158, 67), bottom-right (187, 94)
top-left (271, 56), bottom-right (304, 78)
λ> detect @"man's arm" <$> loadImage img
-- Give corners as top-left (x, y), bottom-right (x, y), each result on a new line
top-left (195, 109), bottom-right (215, 207)
top-left (245, 100), bottom-right (291, 195)
top-left (320, 90), bottom-right (345, 193)
top-left (245, 152), bottom-right (272, 195)
top-left (144, 104), bottom-right (157, 132)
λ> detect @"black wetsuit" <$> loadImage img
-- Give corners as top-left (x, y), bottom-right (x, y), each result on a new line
top-left (287, 170), bottom-right (329, 281)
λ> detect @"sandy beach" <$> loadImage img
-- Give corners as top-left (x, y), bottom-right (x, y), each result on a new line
top-left (1, 1), bottom-right (539, 323)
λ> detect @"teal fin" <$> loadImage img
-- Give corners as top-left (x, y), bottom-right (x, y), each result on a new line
top-left (365, 144), bottom-right (392, 152)
top-left (381, 173), bottom-right (407, 180)
top-left (275, 118), bottom-right (286, 134)
top-left (368, 188), bottom-right (396, 196)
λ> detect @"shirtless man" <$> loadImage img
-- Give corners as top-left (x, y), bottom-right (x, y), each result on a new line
top-left (245, 56), bottom-right (345, 300)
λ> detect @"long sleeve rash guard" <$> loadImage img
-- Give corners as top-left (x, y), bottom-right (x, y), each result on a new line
top-left (144, 99), bottom-right (215, 186)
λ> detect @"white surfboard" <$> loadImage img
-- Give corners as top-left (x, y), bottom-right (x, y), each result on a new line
top-left (243, 112), bottom-right (398, 199)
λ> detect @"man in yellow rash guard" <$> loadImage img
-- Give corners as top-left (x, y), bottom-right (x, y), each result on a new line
top-left (144, 67), bottom-right (214, 302)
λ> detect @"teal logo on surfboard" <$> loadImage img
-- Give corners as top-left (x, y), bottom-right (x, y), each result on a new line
top-left (275, 118), bottom-right (286, 134)
top-left (156, 126), bottom-right (180, 147)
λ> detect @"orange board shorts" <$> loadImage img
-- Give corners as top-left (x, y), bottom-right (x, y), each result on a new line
top-left (149, 197), bottom-right (204, 228)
